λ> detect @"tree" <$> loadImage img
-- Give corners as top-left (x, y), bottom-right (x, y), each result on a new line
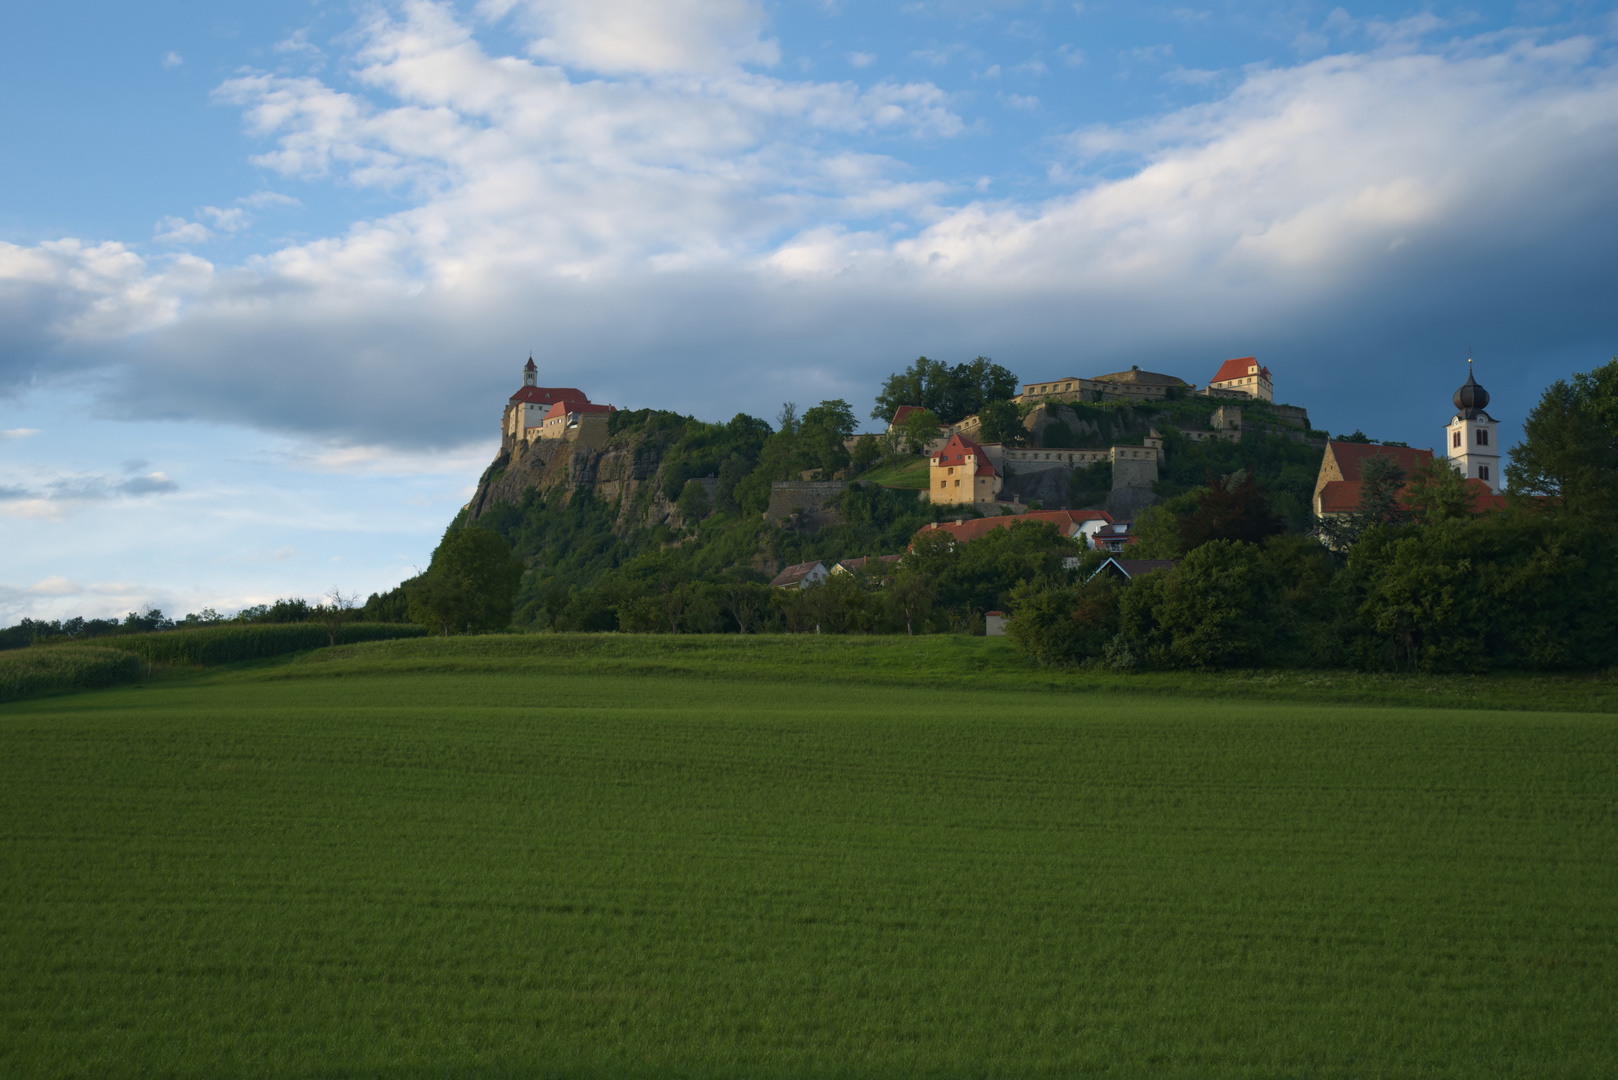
top-left (872, 356), bottom-right (1019, 425)
top-left (1402, 457), bottom-right (1478, 523)
top-left (720, 579), bottom-right (773, 634)
top-left (902, 409), bottom-right (942, 454)
top-left (885, 568), bottom-right (934, 635)
top-left (800, 399), bottom-right (857, 474)
top-left (976, 399), bottom-right (1025, 445)
top-left (1506, 357), bottom-right (1618, 521)
top-left (1116, 540), bottom-right (1283, 669)
top-left (1006, 574), bottom-right (1122, 666)
top-left (1177, 470), bottom-right (1283, 553)
top-left (677, 479), bottom-right (712, 522)
top-left (407, 527), bottom-right (525, 635)
top-left (850, 434), bottom-right (882, 472)
top-left (313, 587), bottom-right (358, 647)
top-left (1316, 454), bottom-right (1409, 550)
top-left (873, 357), bottom-right (952, 422)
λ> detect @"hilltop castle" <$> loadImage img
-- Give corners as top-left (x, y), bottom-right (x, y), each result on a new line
top-left (500, 357), bottom-right (615, 453)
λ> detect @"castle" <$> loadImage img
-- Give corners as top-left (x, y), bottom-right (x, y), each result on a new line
top-left (929, 355), bottom-right (1300, 513)
top-left (500, 357), bottom-right (615, 452)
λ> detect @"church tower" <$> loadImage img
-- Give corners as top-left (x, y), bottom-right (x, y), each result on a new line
top-left (1446, 361), bottom-right (1500, 493)
top-left (522, 356), bottom-right (537, 388)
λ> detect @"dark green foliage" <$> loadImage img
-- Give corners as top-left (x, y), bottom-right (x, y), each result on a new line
top-left (1317, 453), bottom-right (1410, 550)
top-left (872, 355), bottom-right (1018, 424)
top-left (975, 399), bottom-right (1025, 445)
top-left (1006, 572), bottom-right (1121, 666)
top-left (1153, 430), bottom-right (1324, 532)
top-left (1116, 540), bottom-right (1283, 669)
top-left (1177, 470), bottom-right (1284, 552)
top-left (849, 433), bottom-right (882, 471)
top-left (1507, 356), bottom-right (1618, 520)
top-left (676, 479), bottom-right (712, 521)
top-left (361, 583), bottom-right (413, 623)
top-left (901, 407), bottom-right (942, 453)
top-left (408, 528), bottom-right (525, 635)
top-left (0, 646), bottom-right (142, 702)
top-left (1068, 459), bottom-right (1111, 508)
top-left (74, 622), bottom-right (430, 665)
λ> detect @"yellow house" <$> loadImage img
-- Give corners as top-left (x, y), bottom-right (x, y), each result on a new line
top-left (929, 432), bottom-right (1002, 507)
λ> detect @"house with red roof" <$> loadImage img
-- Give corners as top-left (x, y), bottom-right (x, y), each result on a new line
top-left (914, 509), bottom-right (1114, 547)
top-left (769, 560), bottom-right (829, 589)
top-left (1313, 442), bottom-right (1436, 519)
top-left (928, 432), bottom-right (1004, 507)
top-left (1207, 356), bottom-right (1273, 402)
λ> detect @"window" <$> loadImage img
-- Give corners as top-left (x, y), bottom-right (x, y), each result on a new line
top-left (954, 479), bottom-right (961, 487)
top-left (939, 481), bottom-right (945, 489)
top-left (1480, 465), bottom-right (1490, 481)
top-left (1477, 429), bottom-right (1488, 446)
top-left (1453, 431), bottom-right (1461, 448)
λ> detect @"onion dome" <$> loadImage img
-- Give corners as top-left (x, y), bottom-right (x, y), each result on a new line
top-left (1453, 368), bottom-right (1490, 418)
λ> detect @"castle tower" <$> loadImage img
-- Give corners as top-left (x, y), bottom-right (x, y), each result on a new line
top-left (522, 355), bottom-right (537, 388)
top-left (1446, 361), bottom-right (1500, 493)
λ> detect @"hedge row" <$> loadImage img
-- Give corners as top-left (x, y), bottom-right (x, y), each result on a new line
top-left (78, 622), bottom-right (431, 665)
top-left (0, 647), bottom-right (143, 704)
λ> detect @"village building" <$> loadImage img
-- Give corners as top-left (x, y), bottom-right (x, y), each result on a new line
top-left (929, 432), bottom-right (1003, 507)
top-left (1014, 365), bottom-right (1193, 407)
top-left (832, 555), bottom-right (902, 578)
top-left (1313, 442), bottom-right (1435, 519)
top-left (1091, 521), bottom-right (1137, 552)
top-left (769, 560), bottom-right (829, 589)
top-left (914, 509), bottom-right (1114, 547)
top-left (1206, 356), bottom-right (1273, 402)
top-left (1089, 557), bottom-right (1178, 582)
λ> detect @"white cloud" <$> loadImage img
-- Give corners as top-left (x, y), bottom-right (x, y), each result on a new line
top-left (483, 0), bottom-right (781, 75)
top-left (846, 51), bottom-right (876, 68)
top-left (200, 206), bottom-right (251, 232)
top-left (162, 51), bottom-right (184, 69)
top-left (1, 428), bottom-right (40, 440)
top-left (154, 216), bottom-right (212, 244)
top-left (239, 190), bottom-right (303, 209)
top-left (1001, 92), bottom-right (1039, 110)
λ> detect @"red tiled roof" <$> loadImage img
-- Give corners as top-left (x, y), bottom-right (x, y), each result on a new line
top-left (916, 509), bottom-right (1113, 544)
top-left (542, 400), bottom-right (614, 420)
top-left (1317, 475), bottom-right (1508, 516)
top-left (836, 555), bottom-right (902, 572)
top-left (930, 432), bottom-right (999, 476)
top-left (1209, 356), bottom-right (1268, 384)
top-left (510, 385), bottom-right (588, 406)
top-left (1327, 442), bottom-right (1434, 481)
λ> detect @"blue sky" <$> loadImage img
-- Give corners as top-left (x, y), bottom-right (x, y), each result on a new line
top-left (3, 0), bottom-right (1616, 621)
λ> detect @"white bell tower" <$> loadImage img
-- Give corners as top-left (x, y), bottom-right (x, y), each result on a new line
top-left (522, 355), bottom-right (538, 387)
top-left (1445, 360), bottom-right (1500, 494)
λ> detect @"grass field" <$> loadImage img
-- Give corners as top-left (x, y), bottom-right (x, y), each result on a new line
top-left (2, 637), bottom-right (1615, 1077)
top-left (852, 455), bottom-right (931, 489)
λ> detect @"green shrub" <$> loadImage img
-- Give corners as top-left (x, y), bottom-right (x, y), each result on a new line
top-left (75, 623), bottom-right (430, 666)
top-left (0, 646), bottom-right (142, 703)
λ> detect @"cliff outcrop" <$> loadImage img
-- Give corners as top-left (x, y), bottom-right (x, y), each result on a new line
top-left (465, 430), bottom-right (686, 532)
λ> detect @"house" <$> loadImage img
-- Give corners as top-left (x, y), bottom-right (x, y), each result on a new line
top-left (832, 555), bottom-right (902, 577)
top-left (536, 399), bottom-right (615, 450)
top-left (1207, 356), bottom-right (1273, 402)
top-left (1091, 521), bottom-right (1136, 552)
top-left (929, 432), bottom-right (1003, 507)
top-left (1088, 558), bottom-right (1178, 582)
top-left (985, 611), bottom-right (1010, 636)
top-left (770, 560), bottom-right (829, 589)
top-left (915, 509), bottom-right (1114, 547)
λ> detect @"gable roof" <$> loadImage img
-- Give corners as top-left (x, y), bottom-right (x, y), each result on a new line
top-left (510, 385), bottom-right (588, 406)
top-left (930, 432), bottom-right (999, 476)
top-left (890, 405), bottom-right (930, 427)
top-left (915, 509), bottom-right (1113, 544)
top-left (834, 555), bottom-right (902, 574)
top-left (1327, 442), bottom-right (1434, 481)
top-left (543, 400), bottom-right (614, 420)
top-left (1090, 557), bottom-right (1179, 581)
top-left (769, 560), bottom-right (826, 588)
top-left (1209, 356), bottom-right (1270, 384)
top-left (1318, 476), bottom-right (1509, 516)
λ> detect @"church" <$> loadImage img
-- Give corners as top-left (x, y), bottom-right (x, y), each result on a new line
top-left (500, 357), bottom-right (615, 452)
top-left (1313, 362), bottom-right (1506, 525)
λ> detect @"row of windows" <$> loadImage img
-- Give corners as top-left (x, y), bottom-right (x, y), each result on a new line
top-left (1451, 428), bottom-right (1490, 448)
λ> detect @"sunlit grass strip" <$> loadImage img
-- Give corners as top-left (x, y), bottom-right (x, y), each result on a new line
top-left (0, 645), bottom-right (141, 703)
top-left (77, 622), bottom-right (430, 665)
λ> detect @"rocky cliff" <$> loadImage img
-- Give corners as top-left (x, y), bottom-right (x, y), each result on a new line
top-left (464, 432), bottom-right (686, 532)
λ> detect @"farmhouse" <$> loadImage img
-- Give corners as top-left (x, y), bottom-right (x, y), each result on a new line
top-left (770, 561), bottom-right (829, 589)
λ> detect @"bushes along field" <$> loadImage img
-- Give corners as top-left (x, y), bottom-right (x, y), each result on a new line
top-left (0, 646), bottom-right (142, 704)
top-left (76, 621), bottom-right (430, 665)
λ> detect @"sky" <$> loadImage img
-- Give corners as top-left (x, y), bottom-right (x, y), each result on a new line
top-left (2, 0), bottom-right (1616, 623)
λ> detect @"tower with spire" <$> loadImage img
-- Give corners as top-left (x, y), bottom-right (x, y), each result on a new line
top-left (1446, 359), bottom-right (1500, 494)
top-left (522, 355), bottom-right (537, 387)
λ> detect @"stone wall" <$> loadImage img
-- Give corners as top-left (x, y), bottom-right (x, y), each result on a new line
top-left (764, 481), bottom-right (848, 525)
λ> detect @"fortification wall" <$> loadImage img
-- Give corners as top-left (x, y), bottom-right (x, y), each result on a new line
top-left (764, 481), bottom-right (848, 525)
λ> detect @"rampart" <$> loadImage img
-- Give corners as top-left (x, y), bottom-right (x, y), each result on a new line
top-left (764, 481), bottom-right (848, 525)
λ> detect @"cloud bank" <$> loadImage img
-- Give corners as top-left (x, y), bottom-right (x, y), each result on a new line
top-left (2, 0), bottom-right (1615, 446)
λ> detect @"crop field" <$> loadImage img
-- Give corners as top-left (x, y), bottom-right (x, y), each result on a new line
top-left (2, 637), bottom-right (1615, 1077)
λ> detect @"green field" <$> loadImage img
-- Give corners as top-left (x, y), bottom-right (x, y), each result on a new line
top-left (2, 637), bottom-right (1615, 1077)
top-left (853, 455), bottom-right (931, 489)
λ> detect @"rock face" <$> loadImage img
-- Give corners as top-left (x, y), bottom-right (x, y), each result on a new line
top-left (464, 431), bottom-right (686, 532)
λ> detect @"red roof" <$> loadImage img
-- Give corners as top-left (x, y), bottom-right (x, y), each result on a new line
top-left (891, 405), bottom-right (929, 427)
top-left (1327, 442), bottom-right (1434, 481)
top-left (1317, 475), bottom-right (1508, 516)
top-left (769, 560), bottom-right (826, 587)
top-left (930, 432), bottom-right (999, 477)
top-left (916, 509), bottom-right (1113, 544)
top-left (1209, 356), bottom-right (1270, 384)
top-left (510, 385), bottom-right (588, 406)
top-left (542, 399), bottom-right (614, 420)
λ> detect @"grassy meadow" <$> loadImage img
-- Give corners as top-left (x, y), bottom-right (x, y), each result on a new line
top-left (2, 636), bottom-right (1615, 1077)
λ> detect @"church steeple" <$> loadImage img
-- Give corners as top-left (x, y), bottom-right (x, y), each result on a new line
top-left (1445, 356), bottom-right (1500, 494)
top-left (522, 355), bottom-right (537, 388)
